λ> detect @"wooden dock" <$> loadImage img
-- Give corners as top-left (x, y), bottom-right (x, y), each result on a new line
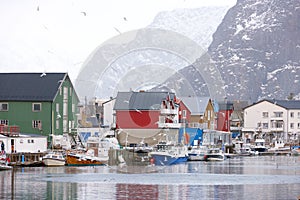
top-left (7, 152), bottom-right (46, 167)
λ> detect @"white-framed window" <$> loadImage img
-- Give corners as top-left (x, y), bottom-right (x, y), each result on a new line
top-left (298, 123), bottom-right (300, 129)
top-left (290, 123), bottom-right (294, 129)
top-left (0, 119), bottom-right (8, 125)
top-left (262, 112), bottom-right (268, 118)
top-left (290, 112), bottom-right (294, 118)
top-left (298, 112), bottom-right (300, 119)
top-left (28, 139), bottom-right (34, 143)
top-left (182, 110), bottom-right (187, 119)
top-left (69, 87), bottom-right (72, 97)
top-left (56, 120), bottom-right (59, 129)
top-left (56, 103), bottom-right (59, 112)
top-left (32, 103), bottom-right (41, 112)
top-left (72, 103), bottom-right (75, 113)
top-left (274, 112), bottom-right (283, 117)
top-left (262, 123), bottom-right (268, 129)
top-left (32, 120), bottom-right (42, 129)
top-left (0, 103), bottom-right (8, 111)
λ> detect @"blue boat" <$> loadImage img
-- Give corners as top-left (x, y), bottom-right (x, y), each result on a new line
top-left (149, 142), bottom-right (188, 166)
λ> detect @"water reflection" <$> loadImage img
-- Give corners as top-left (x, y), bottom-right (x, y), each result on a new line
top-left (0, 156), bottom-right (299, 199)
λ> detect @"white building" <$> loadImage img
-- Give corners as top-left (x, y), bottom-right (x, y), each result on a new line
top-left (0, 134), bottom-right (47, 153)
top-left (242, 99), bottom-right (300, 144)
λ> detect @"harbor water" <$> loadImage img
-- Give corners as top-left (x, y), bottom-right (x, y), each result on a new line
top-left (0, 156), bottom-right (299, 200)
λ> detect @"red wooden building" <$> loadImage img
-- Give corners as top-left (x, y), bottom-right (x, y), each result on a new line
top-left (113, 91), bottom-right (190, 146)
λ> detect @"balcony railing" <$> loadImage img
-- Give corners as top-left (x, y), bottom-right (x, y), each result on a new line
top-left (270, 127), bottom-right (284, 132)
top-left (157, 122), bottom-right (181, 128)
top-left (160, 108), bottom-right (177, 115)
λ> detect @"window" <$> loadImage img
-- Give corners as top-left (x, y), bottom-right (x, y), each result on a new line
top-left (72, 104), bottom-right (75, 113)
top-left (262, 123), bottom-right (268, 129)
top-left (298, 123), bottom-right (300, 129)
top-left (33, 120), bottom-right (42, 129)
top-left (32, 103), bottom-right (41, 112)
top-left (290, 112), bottom-right (294, 118)
top-left (298, 112), bottom-right (300, 119)
top-left (69, 87), bottom-right (72, 97)
top-left (182, 110), bottom-right (187, 119)
top-left (290, 123), bottom-right (294, 129)
top-left (0, 120), bottom-right (8, 125)
top-left (274, 112), bottom-right (283, 117)
top-left (28, 139), bottom-right (34, 143)
top-left (0, 103), bottom-right (8, 111)
top-left (56, 120), bottom-right (59, 129)
top-left (262, 112), bottom-right (268, 118)
top-left (56, 103), bottom-right (59, 113)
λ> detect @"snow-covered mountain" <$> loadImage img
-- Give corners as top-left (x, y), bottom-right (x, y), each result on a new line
top-left (208, 0), bottom-right (300, 101)
top-left (154, 0), bottom-right (300, 102)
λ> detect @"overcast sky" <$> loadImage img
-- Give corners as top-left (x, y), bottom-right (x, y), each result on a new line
top-left (0, 0), bottom-right (236, 80)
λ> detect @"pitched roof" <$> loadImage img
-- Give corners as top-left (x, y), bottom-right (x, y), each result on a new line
top-left (114, 91), bottom-right (175, 110)
top-left (268, 99), bottom-right (300, 109)
top-left (180, 96), bottom-right (210, 115)
top-left (244, 99), bottom-right (300, 110)
top-left (0, 73), bottom-right (67, 101)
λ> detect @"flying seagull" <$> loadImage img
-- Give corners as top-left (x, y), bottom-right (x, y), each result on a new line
top-left (114, 27), bottom-right (122, 34)
top-left (81, 11), bottom-right (87, 16)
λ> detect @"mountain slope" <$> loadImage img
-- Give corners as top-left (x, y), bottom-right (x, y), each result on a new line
top-left (208, 0), bottom-right (300, 101)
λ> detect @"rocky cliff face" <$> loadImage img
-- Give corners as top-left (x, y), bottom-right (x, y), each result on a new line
top-left (208, 0), bottom-right (300, 101)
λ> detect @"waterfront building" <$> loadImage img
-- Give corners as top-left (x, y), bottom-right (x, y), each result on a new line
top-left (242, 99), bottom-right (300, 145)
top-left (113, 91), bottom-right (189, 147)
top-left (0, 73), bottom-right (80, 144)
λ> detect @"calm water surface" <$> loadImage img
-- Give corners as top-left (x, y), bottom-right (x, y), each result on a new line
top-left (0, 156), bottom-right (299, 200)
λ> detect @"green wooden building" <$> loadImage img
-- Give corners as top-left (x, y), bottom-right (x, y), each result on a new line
top-left (0, 73), bottom-right (79, 139)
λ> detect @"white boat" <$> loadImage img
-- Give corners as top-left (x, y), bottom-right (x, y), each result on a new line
top-left (205, 148), bottom-right (225, 161)
top-left (149, 142), bottom-right (188, 166)
top-left (188, 146), bottom-right (208, 161)
top-left (251, 139), bottom-right (268, 153)
top-left (42, 152), bottom-right (65, 166)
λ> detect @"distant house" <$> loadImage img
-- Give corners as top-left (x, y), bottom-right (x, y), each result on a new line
top-left (216, 101), bottom-right (234, 132)
top-left (0, 73), bottom-right (79, 141)
top-left (113, 91), bottom-right (187, 146)
top-left (243, 99), bottom-right (300, 144)
top-left (180, 97), bottom-right (215, 130)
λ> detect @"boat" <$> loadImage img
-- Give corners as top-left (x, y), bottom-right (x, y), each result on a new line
top-left (251, 138), bottom-right (268, 153)
top-left (291, 146), bottom-right (300, 156)
top-left (204, 148), bottom-right (225, 161)
top-left (0, 150), bottom-right (12, 170)
top-left (42, 151), bottom-right (65, 166)
top-left (188, 146), bottom-right (208, 161)
top-left (66, 136), bottom-right (120, 166)
top-left (66, 151), bottom-right (106, 166)
top-left (149, 142), bottom-right (188, 166)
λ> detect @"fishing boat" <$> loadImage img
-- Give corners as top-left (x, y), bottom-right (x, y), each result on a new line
top-left (251, 138), bottom-right (268, 153)
top-left (42, 151), bottom-right (65, 166)
top-left (205, 148), bottom-right (225, 161)
top-left (188, 145), bottom-right (208, 161)
top-left (149, 142), bottom-right (188, 166)
top-left (65, 136), bottom-right (119, 166)
top-left (66, 151), bottom-right (106, 166)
